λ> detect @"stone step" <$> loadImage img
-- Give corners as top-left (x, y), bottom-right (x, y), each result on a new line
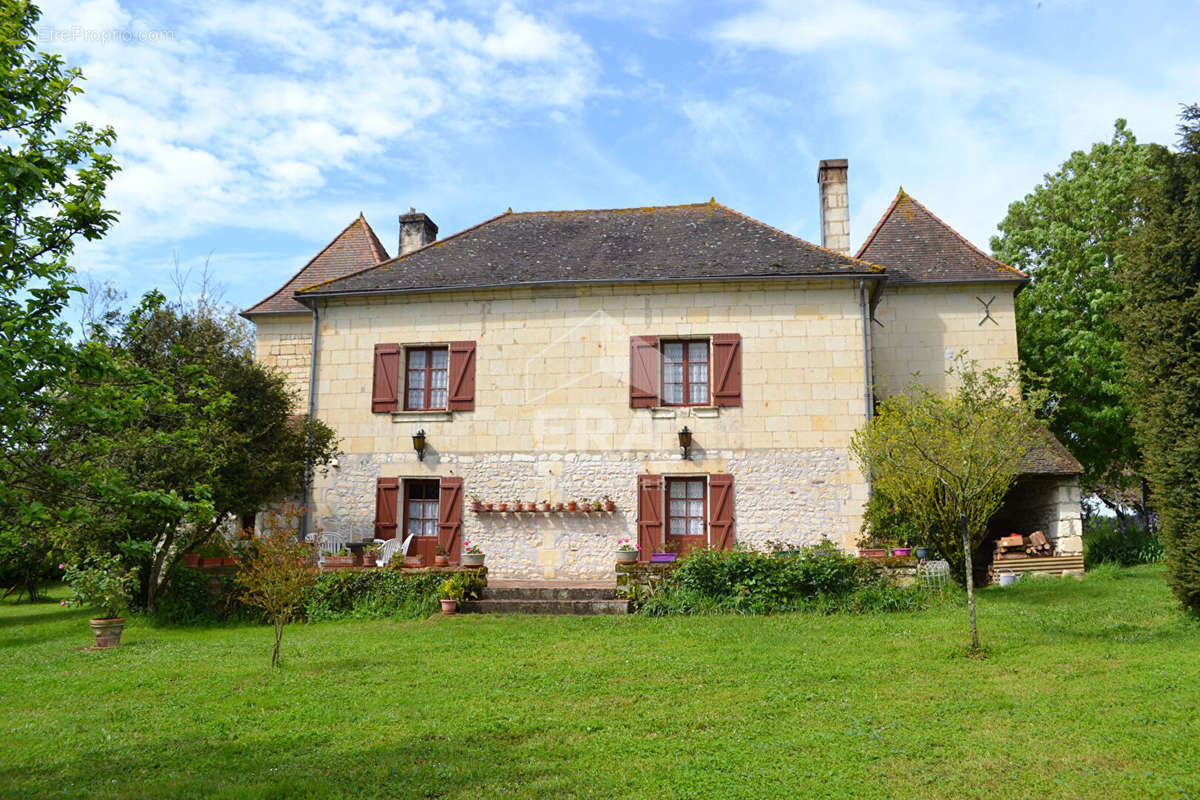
top-left (481, 587), bottom-right (618, 601)
top-left (459, 598), bottom-right (631, 615)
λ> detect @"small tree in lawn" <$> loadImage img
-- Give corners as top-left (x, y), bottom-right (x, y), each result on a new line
top-left (238, 506), bottom-right (317, 667)
top-left (850, 357), bottom-right (1045, 652)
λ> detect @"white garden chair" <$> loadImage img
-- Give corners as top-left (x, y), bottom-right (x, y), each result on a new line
top-left (314, 532), bottom-right (348, 566)
top-left (376, 534), bottom-right (414, 568)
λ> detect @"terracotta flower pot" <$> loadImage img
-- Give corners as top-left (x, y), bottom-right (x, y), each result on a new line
top-left (434, 555), bottom-right (450, 567)
top-left (858, 548), bottom-right (888, 559)
top-left (471, 501), bottom-right (483, 512)
top-left (199, 557), bottom-right (224, 568)
top-left (363, 552), bottom-right (378, 567)
top-left (514, 503), bottom-right (524, 512)
top-left (498, 503), bottom-right (508, 512)
top-left (324, 555), bottom-right (355, 568)
top-left (402, 556), bottom-right (422, 568)
top-left (485, 504), bottom-right (495, 512)
top-left (541, 503), bottom-right (551, 512)
top-left (555, 503), bottom-right (564, 511)
top-left (461, 552), bottom-right (485, 567)
top-left (182, 553), bottom-right (201, 568)
top-left (604, 501), bottom-right (616, 512)
top-left (89, 617), bottom-right (125, 649)
top-left (440, 599), bottom-right (457, 615)
top-left (566, 502), bottom-right (578, 512)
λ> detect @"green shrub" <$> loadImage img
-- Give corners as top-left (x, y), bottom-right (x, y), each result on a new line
top-left (645, 542), bottom-right (919, 616)
top-left (156, 566), bottom-right (258, 625)
top-left (859, 490), bottom-right (924, 548)
top-left (1083, 517), bottom-right (1163, 568)
top-left (304, 569), bottom-right (485, 621)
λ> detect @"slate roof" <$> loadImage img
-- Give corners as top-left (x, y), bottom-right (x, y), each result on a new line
top-left (857, 190), bottom-right (1026, 286)
top-left (296, 201), bottom-right (882, 299)
top-left (243, 215), bottom-right (389, 315)
top-left (1019, 427), bottom-right (1084, 477)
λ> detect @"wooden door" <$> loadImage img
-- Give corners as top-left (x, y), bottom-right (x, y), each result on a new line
top-left (404, 479), bottom-right (441, 565)
top-left (665, 477), bottom-right (707, 557)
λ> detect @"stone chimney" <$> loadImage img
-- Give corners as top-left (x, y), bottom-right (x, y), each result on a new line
top-left (817, 159), bottom-right (850, 255)
top-left (398, 208), bottom-right (438, 255)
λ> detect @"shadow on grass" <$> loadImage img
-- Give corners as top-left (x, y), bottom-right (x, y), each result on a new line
top-left (1, 727), bottom-right (558, 800)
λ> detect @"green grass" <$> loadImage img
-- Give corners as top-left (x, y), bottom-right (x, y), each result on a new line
top-left (2, 566), bottom-right (1198, 799)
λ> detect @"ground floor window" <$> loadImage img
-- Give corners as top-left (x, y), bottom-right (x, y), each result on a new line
top-left (666, 477), bottom-right (707, 556)
top-left (405, 480), bottom-right (439, 538)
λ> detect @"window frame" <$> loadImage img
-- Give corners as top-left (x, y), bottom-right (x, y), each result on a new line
top-left (659, 338), bottom-right (711, 407)
top-left (403, 346), bottom-right (450, 411)
top-left (403, 479), bottom-right (440, 538)
top-left (665, 476), bottom-right (708, 540)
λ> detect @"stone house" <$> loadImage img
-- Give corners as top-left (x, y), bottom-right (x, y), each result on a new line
top-left (243, 160), bottom-right (1082, 579)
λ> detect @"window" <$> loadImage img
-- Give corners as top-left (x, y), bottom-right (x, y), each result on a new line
top-left (661, 340), bottom-right (709, 406)
top-left (630, 334), bottom-right (740, 409)
top-left (404, 480), bottom-right (440, 538)
top-left (405, 347), bottom-right (449, 410)
top-left (666, 477), bottom-right (706, 538)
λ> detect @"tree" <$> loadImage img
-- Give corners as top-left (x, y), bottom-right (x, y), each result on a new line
top-left (1121, 104), bottom-right (1200, 615)
top-left (57, 289), bottom-right (339, 613)
top-left (991, 120), bottom-right (1153, 523)
top-left (850, 358), bottom-right (1044, 651)
top-left (0, 2), bottom-right (118, 580)
top-left (238, 506), bottom-right (318, 667)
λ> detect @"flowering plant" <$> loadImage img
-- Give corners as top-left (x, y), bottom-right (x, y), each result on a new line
top-left (616, 538), bottom-right (639, 552)
top-left (463, 540), bottom-right (484, 555)
top-left (62, 554), bottom-right (138, 619)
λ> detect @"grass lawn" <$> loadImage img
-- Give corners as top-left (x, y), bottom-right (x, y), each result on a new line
top-left (2, 565), bottom-right (1198, 799)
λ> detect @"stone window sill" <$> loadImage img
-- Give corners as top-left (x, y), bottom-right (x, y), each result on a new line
top-left (391, 410), bottom-right (453, 423)
top-left (649, 406), bottom-right (720, 419)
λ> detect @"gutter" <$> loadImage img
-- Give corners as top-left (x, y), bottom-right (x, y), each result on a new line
top-left (859, 278), bottom-right (874, 500)
top-left (295, 271), bottom-right (887, 302)
top-left (301, 302), bottom-right (321, 539)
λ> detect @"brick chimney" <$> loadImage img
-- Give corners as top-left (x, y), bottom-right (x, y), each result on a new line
top-left (817, 159), bottom-right (850, 255)
top-left (399, 208), bottom-right (438, 255)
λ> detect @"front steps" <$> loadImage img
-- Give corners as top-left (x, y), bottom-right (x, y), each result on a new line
top-left (459, 583), bottom-right (630, 615)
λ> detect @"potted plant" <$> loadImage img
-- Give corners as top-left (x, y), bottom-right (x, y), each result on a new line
top-left (196, 539), bottom-right (229, 568)
top-left (603, 495), bottom-right (616, 512)
top-left (650, 539), bottom-right (678, 563)
top-left (914, 544), bottom-right (931, 560)
top-left (402, 554), bottom-right (423, 568)
top-left (324, 547), bottom-right (356, 568)
top-left (471, 496), bottom-right (483, 512)
top-left (615, 538), bottom-right (639, 564)
top-left (498, 502), bottom-right (508, 512)
top-left (579, 497), bottom-right (592, 513)
top-left (434, 544), bottom-right (450, 567)
top-left (461, 540), bottom-right (486, 567)
top-left (485, 503), bottom-right (495, 512)
top-left (592, 498), bottom-right (603, 511)
top-left (439, 572), bottom-right (470, 615)
top-left (62, 554), bottom-right (138, 649)
top-left (554, 502), bottom-right (564, 511)
top-left (566, 500), bottom-right (578, 512)
top-left (362, 543), bottom-right (380, 567)
top-left (540, 500), bottom-right (552, 512)
top-left (855, 533), bottom-right (889, 559)
top-left (181, 551), bottom-right (202, 568)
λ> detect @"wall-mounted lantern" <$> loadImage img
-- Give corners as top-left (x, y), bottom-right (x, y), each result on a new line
top-left (412, 429), bottom-right (427, 461)
top-left (678, 426), bottom-right (693, 460)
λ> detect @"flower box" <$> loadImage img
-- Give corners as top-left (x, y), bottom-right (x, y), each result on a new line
top-left (650, 553), bottom-right (677, 563)
top-left (323, 555), bottom-right (355, 568)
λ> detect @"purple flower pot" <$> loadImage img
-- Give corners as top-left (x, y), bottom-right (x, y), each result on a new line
top-left (650, 553), bottom-right (677, 563)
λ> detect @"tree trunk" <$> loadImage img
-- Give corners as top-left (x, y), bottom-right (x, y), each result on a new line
top-left (271, 618), bottom-right (283, 667)
top-left (961, 512), bottom-right (979, 652)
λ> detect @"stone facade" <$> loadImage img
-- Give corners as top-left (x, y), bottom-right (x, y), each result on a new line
top-left (317, 446), bottom-right (857, 579)
top-left (253, 315), bottom-right (313, 403)
top-left (302, 278), bottom-right (874, 577)
top-left (870, 283), bottom-right (1019, 396)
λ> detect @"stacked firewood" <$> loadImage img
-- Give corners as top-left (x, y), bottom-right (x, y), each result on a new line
top-left (993, 530), bottom-right (1055, 560)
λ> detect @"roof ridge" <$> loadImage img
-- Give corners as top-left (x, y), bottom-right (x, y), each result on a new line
top-left (506, 201), bottom-right (717, 216)
top-left (295, 209), bottom-right (516, 295)
top-left (855, 188), bottom-right (906, 259)
top-left (244, 214), bottom-right (381, 315)
top-left (881, 191), bottom-right (1025, 278)
top-left (714, 202), bottom-right (884, 273)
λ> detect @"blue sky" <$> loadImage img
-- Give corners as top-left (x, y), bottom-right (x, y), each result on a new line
top-left (38, 0), bottom-right (1200, 314)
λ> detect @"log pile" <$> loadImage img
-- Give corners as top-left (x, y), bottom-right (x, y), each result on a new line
top-left (992, 530), bottom-right (1055, 560)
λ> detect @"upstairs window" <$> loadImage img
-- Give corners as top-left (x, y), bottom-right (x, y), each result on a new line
top-left (405, 347), bottom-right (449, 410)
top-left (661, 340), bottom-right (709, 406)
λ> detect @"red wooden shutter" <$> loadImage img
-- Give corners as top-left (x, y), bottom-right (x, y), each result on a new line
top-left (630, 335), bottom-right (659, 408)
top-left (374, 477), bottom-right (399, 540)
top-left (711, 333), bottom-right (742, 407)
top-left (636, 474), bottom-right (663, 562)
top-left (708, 473), bottom-right (734, 551)
top-left (372, 343), bottom-right (400, 412)
top-left (448, 341), bottom-right (476, 411)
top-left (438, 476), bottom-right (464, 564)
